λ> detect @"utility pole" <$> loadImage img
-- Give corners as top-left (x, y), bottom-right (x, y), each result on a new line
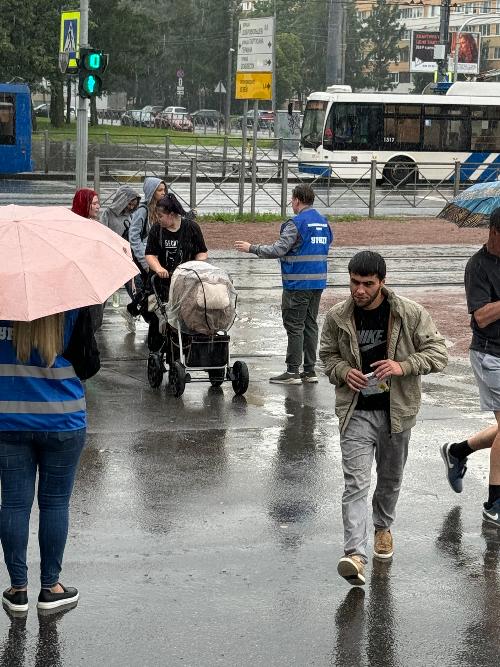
top-left (437, 0), bottom-right (451, 82)
top-left (76, 0), bottom-right (89, 188)
top-left (326, 0), bottom-right (345, 85)
top-left (224, 3), bottom-right (234, 135)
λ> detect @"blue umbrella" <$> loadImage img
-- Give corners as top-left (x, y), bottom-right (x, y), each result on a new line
top-left (438, 180), bottom-right (500, 228)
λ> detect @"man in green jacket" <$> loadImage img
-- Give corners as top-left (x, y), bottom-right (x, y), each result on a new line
top-left (319, 251), bottom-right (448, 586)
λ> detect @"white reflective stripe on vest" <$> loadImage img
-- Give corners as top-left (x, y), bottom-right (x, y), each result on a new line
top-left (282, 273), bottom-right (327, 281)
top-left (0, 398), bottom-right (86, 414)
top-left (0, 364), bottom-right (77, 380)
top-left (283, 255), bottom-right (330, 263)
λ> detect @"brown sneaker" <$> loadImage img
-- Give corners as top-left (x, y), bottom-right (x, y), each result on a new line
top-left (337, 555), bottom-right (365, 586)
top-left (373, 529), bottom-right (394, 560)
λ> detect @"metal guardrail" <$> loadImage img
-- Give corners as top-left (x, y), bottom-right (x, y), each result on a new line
top-left (31, 130), bottom-right (301, 175)
top-left (92, 157), bottom-right (476, 216)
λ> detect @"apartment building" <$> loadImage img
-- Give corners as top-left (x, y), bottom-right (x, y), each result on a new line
top-left (355, 0), bottom-right (500, 91)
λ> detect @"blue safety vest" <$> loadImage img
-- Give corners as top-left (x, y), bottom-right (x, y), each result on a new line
top-left (280, 208), bottom-right (332, 290)
top-left (0, 310), bottom-right (86, 431)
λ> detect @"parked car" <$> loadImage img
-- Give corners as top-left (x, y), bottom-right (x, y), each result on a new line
top-left (163, 106), bottom-right (187, 115)
top-left (140, 105), bottom-right (163, 119)
top-left (238, 109), bottom-right (274, 130)
top-left (190, 109), bottom-right (224, 128)
top-left (120, 109), bottom-right (156, 127)
top-left (34, 103), bottom-right (50, 117)
top-left (155, 108), bottom-right (193, 132)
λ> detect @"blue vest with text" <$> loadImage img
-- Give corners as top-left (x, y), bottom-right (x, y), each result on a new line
top-left (0, 311), bottom-right (86, 431)
top-left (280, 208), bottom-right (332, 290)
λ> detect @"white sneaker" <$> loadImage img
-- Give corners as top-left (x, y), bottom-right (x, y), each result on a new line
top-left (119, 307), bottom-right (136, 333)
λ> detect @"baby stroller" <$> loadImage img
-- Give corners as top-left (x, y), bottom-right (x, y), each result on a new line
top-left (147, 262), bottom-right (249, 398)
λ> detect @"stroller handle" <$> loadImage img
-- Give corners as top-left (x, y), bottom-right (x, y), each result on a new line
top-left (150, 272), bottom-right (169, 298)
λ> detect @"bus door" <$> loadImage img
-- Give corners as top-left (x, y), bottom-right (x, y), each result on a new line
top-left (0, 84), bottom-right (33, 174)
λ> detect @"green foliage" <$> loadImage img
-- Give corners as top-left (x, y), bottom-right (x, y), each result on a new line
top-left (344, 0), bottom-right (367, 91)
top-left (253, 0), bottom-right (328, 105)
top-left (411, 73), bottom-right (433, 94)
top-left (275, 33), bottom-right (304, 103)
top-left (362, 0), bottom-right (405, 91)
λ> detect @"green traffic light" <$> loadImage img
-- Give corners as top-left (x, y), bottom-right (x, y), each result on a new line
top-left (88, 54), bottom-right (101, 70)
top-left (85, 75), bottom-right (97, 93)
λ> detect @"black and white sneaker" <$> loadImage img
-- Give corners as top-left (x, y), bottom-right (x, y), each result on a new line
top-left (37, 584), bottom-right (79, 610)
top-left (2, 588), bottom-right (28, 613)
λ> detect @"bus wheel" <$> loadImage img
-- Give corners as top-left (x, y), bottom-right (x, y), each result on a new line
top-left (383, 157), bottom-right (418, 187)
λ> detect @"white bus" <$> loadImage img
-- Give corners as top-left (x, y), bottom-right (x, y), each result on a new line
top-left (298, 82), bottom-right (500, 184)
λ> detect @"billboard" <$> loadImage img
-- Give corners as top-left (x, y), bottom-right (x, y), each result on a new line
top-left (410, 31), bottom-right (440, 72)
top-left (448, 32), bottom-right (480, 74)
top-left (410, 30), bottom-right (480, 74)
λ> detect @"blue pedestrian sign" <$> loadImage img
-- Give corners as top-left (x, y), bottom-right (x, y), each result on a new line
top-left (60, 11), bottom-right (80, 72)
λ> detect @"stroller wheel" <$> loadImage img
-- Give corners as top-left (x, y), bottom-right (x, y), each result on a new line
top-left (169, 361), bottom-right (186, 398)
top-left (208, 369), bottom-right (225, 388)
top-left (147, 353), bottom-right (164, 388)
top-left (231, 361), bottom-right (249, 396)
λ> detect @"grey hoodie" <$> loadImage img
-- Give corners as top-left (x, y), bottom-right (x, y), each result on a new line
top-left (129, 177), bottom-right (165, 270)
top-left (100, 185), bottom-right (140, 235)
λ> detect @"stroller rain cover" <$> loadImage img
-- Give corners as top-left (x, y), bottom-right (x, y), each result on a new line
top-left (167, 261), bottom-right (237, 335)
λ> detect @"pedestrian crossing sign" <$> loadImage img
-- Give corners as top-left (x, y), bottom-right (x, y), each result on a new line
top-left (59, 11), bottom-right (80, 72)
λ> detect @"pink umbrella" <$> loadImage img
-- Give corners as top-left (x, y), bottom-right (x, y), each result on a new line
top-left (0, 204), bottom-right (139, 321)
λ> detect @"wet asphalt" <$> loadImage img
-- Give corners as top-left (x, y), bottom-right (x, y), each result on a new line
top-left (0, 248), bottom-right (499, 667)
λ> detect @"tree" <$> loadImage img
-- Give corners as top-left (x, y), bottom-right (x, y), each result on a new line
top-left (343, 0), bottom-right (367, 91)
top-left (362, 0), bottom-right (404, 91)
top-left (275, 32), bottom-right (304, 105)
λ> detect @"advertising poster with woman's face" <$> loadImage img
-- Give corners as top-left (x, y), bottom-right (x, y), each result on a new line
top-left (449, 32), bottom-right (480, 73)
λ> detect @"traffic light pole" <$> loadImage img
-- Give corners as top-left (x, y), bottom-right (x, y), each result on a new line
top-left (76, 0), bottom-right (89, 189)
top-left (437, 0), bottom-right (451, 83)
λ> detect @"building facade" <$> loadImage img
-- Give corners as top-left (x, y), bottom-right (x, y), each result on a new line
top-left (355, 0), bottom-right (500, 91)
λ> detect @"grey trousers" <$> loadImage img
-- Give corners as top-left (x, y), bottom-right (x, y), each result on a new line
top-left (339, 410), bottom-right (410, 563)
top-left (281, 289), bottom-right (323, 373)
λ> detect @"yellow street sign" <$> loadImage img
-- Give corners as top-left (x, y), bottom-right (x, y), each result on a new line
top-left (235, 72), bottom-right (272, 100)
top-left (60, 11), bottom-right (80, 71)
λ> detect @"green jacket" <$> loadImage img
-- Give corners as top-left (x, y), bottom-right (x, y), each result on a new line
top-left (319, 287), bottom-right (448, 434)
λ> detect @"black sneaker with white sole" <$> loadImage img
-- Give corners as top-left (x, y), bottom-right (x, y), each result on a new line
top-left (2, 588), bottom-right (28, 613)
top-left (37, 584), bottom-right (79, 610)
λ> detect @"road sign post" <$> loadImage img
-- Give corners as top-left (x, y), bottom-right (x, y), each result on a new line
top-left (236, 16), bottom-right (275, 214)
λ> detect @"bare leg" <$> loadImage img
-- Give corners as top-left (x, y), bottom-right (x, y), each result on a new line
top-left (468, 424), bottom-right (497, 451)
top-left (489, 413), bottom-right (500, 485)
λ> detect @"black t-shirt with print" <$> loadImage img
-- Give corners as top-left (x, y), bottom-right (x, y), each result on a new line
top-left (465, 245), bottom-right (500, 358)
top-left (353, 297), bottom-right (390, 411)
top-left (145, 218), bottom-right (207, 273)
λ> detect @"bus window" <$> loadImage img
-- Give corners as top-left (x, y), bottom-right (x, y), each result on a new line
top-left (384, 105), bottom-right (421, 150)
top-left (333, 103), bottom-right (383, 150)
top-left (423, 105), bottom-right (469, 152)
top-left (0, 95), bottom-right (15, 146)
top-left (471, 107), bottom-right (500, 152)
top-left (301, 100), bottom-right (328, 149)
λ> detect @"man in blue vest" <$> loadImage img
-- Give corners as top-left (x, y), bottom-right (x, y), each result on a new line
top-left (235, 184), bottom-right (333, 384)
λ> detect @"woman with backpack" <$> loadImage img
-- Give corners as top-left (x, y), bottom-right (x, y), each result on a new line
top-left (145, 193), bottom-right (208, 352)
top-left (122, 178), bottom-right (167, 332)
top-left (99, 185), bottom-right (140, 236)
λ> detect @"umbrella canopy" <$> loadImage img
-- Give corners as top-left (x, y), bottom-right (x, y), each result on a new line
top-left (0, 205), bottom-right (139, 321)
top-left (438, 181), bottom-right (500, 228)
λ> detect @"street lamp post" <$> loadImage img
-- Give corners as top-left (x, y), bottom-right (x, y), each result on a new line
top-left (225, 47), bottom-right (235, 135)
top-left (453, 14), bottom-right (500, 82)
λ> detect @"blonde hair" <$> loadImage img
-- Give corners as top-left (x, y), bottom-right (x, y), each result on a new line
top-left (13, 313), bottom-right (65, 367)
top-left (147, 198), bottom-right (160, 228)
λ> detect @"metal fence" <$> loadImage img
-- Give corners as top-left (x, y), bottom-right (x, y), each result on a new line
top-left (31, 131), bottom-right (301, 175)
top-left (92, 156), bottom-right (474, 216)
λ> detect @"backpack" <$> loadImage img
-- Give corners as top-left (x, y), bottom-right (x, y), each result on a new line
top-left (122, 204), bottom-right (148, 243)
top-left (64, 307), bottom-right (101, 380)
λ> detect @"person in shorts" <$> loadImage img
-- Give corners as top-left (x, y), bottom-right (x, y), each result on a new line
top-left (440, 207), bottom-right (500, 528)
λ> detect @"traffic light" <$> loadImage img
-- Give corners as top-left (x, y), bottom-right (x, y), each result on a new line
top-left (78, 48), bottom-right (107, 99)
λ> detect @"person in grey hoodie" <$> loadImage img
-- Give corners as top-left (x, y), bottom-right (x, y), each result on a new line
top-left (121, 178), bottom-right (166, 332)
top-left (100, 184), bottom-right (140, 236)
